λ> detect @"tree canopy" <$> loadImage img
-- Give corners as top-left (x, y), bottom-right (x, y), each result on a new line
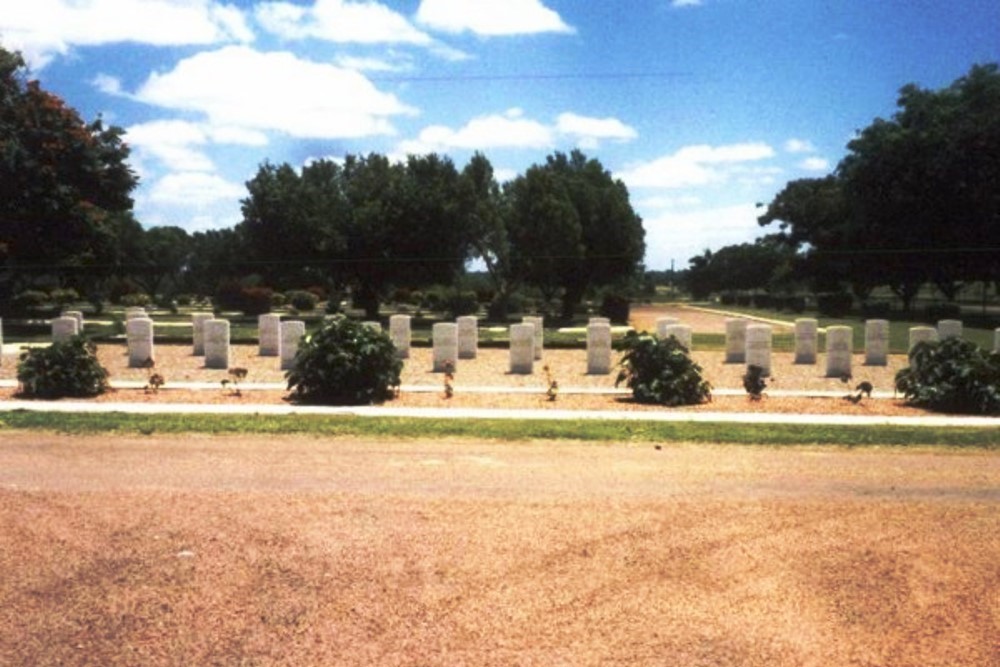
top-left (0, 47), bottom-right (137, 302)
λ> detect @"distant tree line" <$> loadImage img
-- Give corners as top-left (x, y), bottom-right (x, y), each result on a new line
top-left (0, 45), bottom-right (646, 320)
top-left (688, 63), bottom-right (999, 314)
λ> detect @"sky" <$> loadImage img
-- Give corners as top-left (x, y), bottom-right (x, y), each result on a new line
top-left (2, 0), bottom-right (998, 271)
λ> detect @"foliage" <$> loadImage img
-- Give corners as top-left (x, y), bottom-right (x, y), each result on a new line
top-left (924, 303), bottom-right (961, 322)
top-left (16, 336), bottom-right (109, 398)
top-left (11, 289), bottom-right (49, 313)
top-left (286, 315), bottom-right (402, 405)
top-left (742, 365), bottom-right (768, 400)
top-left (0, 47), bottom-right (137, 304)
top-left (614, 331), bottom-right (712, 406)
top-left (120, 292), bottom-right (151, 308)
top-left (895, 338), bottom-right (1000, 415)
top-left (286, 289), bottom-right (318, 312)
top-left (240, 287), bottom-right (273, 316)
top-left (815, 292), bottom-right (853, 317)
top-left (599, 292), bottom-right (631, 324)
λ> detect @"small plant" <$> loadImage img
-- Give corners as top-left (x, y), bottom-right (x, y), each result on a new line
top-left (139, 358), bottom-right (165, 394)
top-left (615, 331), bottom-right (712, 406)
top-left (286, 315), bottom-right (402, 405)
top-left (443, 360), bottom-right (455, 399)
top-left (895, 338), bottom-right (1000, 415)
top-left (742, 365), bottom-right (768, 401)
top-left (16, 336), bottom-right (109, 398)
top-left (844, 381), bottom-right (873, 404)
top-left (222, 367), bottom-right (248, 396)
top-left (543, 364), bottom-right (559, 401)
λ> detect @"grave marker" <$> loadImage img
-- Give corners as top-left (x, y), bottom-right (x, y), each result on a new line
top-left (51, 316), bottom-right (79, 343)
top-left (126, 317), bottom-right (154, 368)
top-left (281, 320), bottom-right (305, 371)
top-left (656, 317), bottom-right (680, 339)
top-left (433, 322), bottom-right (458, 372)
top-left (259, 314), bottom-right (281, 357)
top-left (389, 315), bottom-right (411, 359)
top-left (825, 325), bottom-right (853, 378)
top-left (510, 323), bottom-right (535, 374)
top-left (937, 319), bottom-right (962, 340)
top-left (523, 316), bottom-right (544, 359)
top-left (794, 318), bottom-right (818, 364)
top-left (457, 316), bottom-right (478, 359)
top-left (192, 312), bottom-right (212, 356)
top-left (726, 318), bottom-right (748, 363)
top-left (745, 324), bottom-right (773, 376)
top-left (662, 324), bottom-right (692, 351)
top-left (865, 319), bottom-right (889, 366)
top-left (204, 319), bottom-right (231, 369)
top-left (587, 321), bottom-right (612, 374)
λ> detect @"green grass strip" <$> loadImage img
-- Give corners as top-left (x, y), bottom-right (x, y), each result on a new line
top-left (0, 411), bottom-right (996, 448)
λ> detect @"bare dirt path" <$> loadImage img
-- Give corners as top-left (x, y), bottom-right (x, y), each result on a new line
top-left (1, 432), bottom-right (997, 666)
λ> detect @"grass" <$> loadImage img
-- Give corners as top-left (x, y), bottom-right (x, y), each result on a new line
top-left (0, 411), bottom-right (996, 448)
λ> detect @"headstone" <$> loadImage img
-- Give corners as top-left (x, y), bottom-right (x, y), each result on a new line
top-left (258, 314), bottom-right (281, 357)
top-left (865, 319), bottom-right (890, 366)
top-left (656, 317), bottom-right (680, 338)
top-left (825, 325), bottom-right (853, 378)
top-left (794, 318), bottom-right (818, 364)
top-left (204, 319), bottom-right (230, 370)
top-left (662, 324), bottom-right (692, 351)
top-left (745, 324), bottom-right (773, 376)
top-left (389, 315), bottom-right (411, 359)
top-left (456, 316), bottom-right (478, 360)
top-left (62, 310), bottom-right (84, 332)
top-left (725, 318), bottom-right (748, 364)
top-left (432, 322), bottom-right (458, 372)
top-left (509, 323), bottom-right (535, 374)
top-left (51, 316), bottom-right (79, 343)
top-left (126, 317), bottom-right (154, 368)
top-left (589, 317), bottom-right (610, 325)
top-left (937, 319), bottom-right (962, 340)
top-left (587, 321), bottom-right (612, 375)
top-left (909, 326), bottom-right (938, 353)
top-left (280, 320), bottom-right (305, 371)
top-left (994, 327), bottom-right (1000, 354)
top-left (522, 316), bottom-right (544, 360)
top-left (192, 312), bottom-right (213, 356)
top-left (124, 307), bottom-right (146, 320)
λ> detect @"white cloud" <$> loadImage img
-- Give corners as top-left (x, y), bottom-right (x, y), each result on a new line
top-left (618, 142), bottom-right (775, 189)
top-left (1, 0), bottom-right (252, 68)
top-left (125, 119), bottom-right (269, 172)
top-left (133, 46), bottom-right (416, 139)
top-left (799, 156), bottom-right (830, 171)
top-left (416, 0), bottom-right (573, 36)
top-left (335, 54), bottom-right (414, 73)
top-left (147, 171), bottom-right (245, 207)
top-left (556, 113), bottom-right (637, 149)
top-left (255, 0), bottom-right (432, 45)
top-left (671, 0), bottom-right (703, 7)
top-left (397, 108), bottom-right (554, 154)
top-left (642, 203), bottom-right (764, 269)
top-left (784, 138), bottom-right (816, 153)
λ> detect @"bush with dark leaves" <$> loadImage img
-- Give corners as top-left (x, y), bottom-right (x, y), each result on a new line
top-left (615, 331), bottom-right (712, 406)
top-left (895, 337), bottom-right (1000, 415)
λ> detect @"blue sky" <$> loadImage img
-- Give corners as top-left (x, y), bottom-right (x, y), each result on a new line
top-left (3, 0), bottom-right (998, 270)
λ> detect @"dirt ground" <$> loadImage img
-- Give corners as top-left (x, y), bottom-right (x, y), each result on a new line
top-left (0, 433), bottom-right (997, 666)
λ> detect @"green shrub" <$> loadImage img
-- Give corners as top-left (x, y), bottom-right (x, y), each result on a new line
top-left (446, 290), bottom-right (479, 318)
top-left (599, 293), bottom-right (631, 324)
top-left (816, 292), bottom-right (853, 317)
top-left (240, 287), bottom-right (273, 316)
top-left (286, 290), bottom-right (319, 311)
top-left (286, 316), bottom-right (402, 405)
top-left (17, 336), bottom-right (109, 398)
top-left (49, 287), bottom-right (80, 306)
top-left (11, 289), bottom-right (50, 313)
top-left (895, 338), bottom-right (1000, 415)
top-left (614, 331), bottom-right (712, 406)
top-left (120, 292), bottom-right (152, 308)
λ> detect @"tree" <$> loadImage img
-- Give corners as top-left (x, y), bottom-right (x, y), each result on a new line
top-left (460, 153), bottom-right (513, 317)
top-left (0, 47), bottom-right (137, 308)
top-left (131, 225), bottom-right (192, 298)
top-left (505, 150), bottom-right (645, 320)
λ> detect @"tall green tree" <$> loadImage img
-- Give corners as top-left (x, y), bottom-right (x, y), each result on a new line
top-left (0, 47), bottom-right (137, 307)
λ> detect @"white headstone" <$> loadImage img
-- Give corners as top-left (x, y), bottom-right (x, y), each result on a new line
top-left (656, 317), bottom-right (680, 339)
top-left (126, 317), bottom-right (155, 368)
top-left (509, 323), bottom-right (535, 374)
top-left (825, 325), bottom-right (853, 378)
top-left (52, 316), bottom-right (79, 343)
top-left (937, 319), bottom-right (962, 340)
top-left (204, 319), bottom-right (230, 369)
top-left (124, 307), bottom-right (146, 320)
top-left (745, 324), bottom-right (773, 376)
top-left (662, 324), bottom-right (692, 351)
top-left (587, 321), bottom-right (612, 375)
top-left (389, 315), bottom-right (411, 359)
top-left (280, 320), bottom-right (305, 371)
top-left (457, 316), bottom-right (478, 359)
top-left (726, 318), bottom-right (748, 363)
top-left (864, 319), bottom-right (890, 366)
top-left (589, 317), bottom-right (610, 325)
top-left (192, 312), bottom-right (212, 356)
top-left (909, 326), bottom-right (939, 353)
top-left (62, 310), bottom-right (84, 331)
top-left (432, 322), bottom-right (458, 372)
top-left (258, 313), bottom-right (281, 357)
top-left (794, 318), bottom-right (818, 364)
top-left (522, 316), bottom-right (544, 360)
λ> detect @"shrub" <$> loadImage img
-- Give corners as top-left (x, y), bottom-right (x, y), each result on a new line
top-left (120, 292), bottom-right (152, 308)
top-left (286, 316), bottom-right (402, 405)
top-left (861, 301), bottom-right (892, 318)
top-left (286, 290), bottom-right (319, 312)
top-left (816, 292), bottom-right (853, 317)
top-left (270, 292), bottom-right (286, 309)
top-left (614, 331), bottom-right (712, 406)
top-left (780, 296), bottom-right (807, 313)
top-left (17, 336), bottom-right (109, 398)
top-left (599, 293), bottom-right (631, 324)
top-left (214, 279), bottom-right (245, 312)
top-left (49, 287), bottom-right (80, 306)
top-left (895, 338), bottom-right (1000, 415)
top-left (175, 293), bottom-right (194, 307)
top-left (751, 293), bottom-right (774, 309)
top-left (446, 290), bottom-right (479, 318)
top-left (11, 289), bottom-right (50, 313)
top-left (240, 287), bottom-right (273, 316)
top-left (925, 302), bottom-right (962, 322)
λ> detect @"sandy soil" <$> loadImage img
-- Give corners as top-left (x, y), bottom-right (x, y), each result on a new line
top-left (0, 305), bottom-right (923, 416)
top-left (0, 433), bottom-right (997, 666)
